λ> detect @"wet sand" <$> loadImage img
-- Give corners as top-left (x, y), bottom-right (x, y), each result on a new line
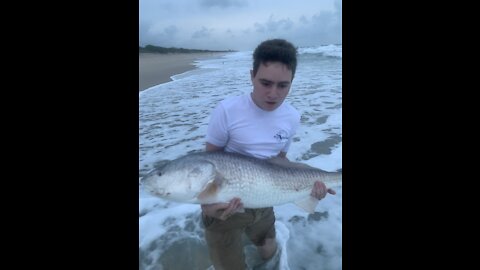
top-left (139, 52), bottom-right (225, 91)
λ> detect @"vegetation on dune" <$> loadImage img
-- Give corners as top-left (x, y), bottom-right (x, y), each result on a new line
top-left (139, 45), bottom-right (234, 54)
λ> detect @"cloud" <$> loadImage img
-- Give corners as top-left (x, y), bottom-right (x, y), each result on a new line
top-left (163, 25), bottom-right (179, 38)
top-left (192, 27), bottom-right (214, 39)
top-left (199, 0), bottom-right (248, 8)
top-left (139, 0), bottom-right (342, 50)
top-left (254, 22), bottom-right (265, 33)
top-left (254, 15), bottom-right (294, 33)
top-left (266, 16), bottom-right (294, 32)
top-left (300, 15), bottom-right (309, 24)
top-left (226, 29), bottom-right (235, 38)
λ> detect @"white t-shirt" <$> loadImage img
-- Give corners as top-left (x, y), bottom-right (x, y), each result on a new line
top-left (206, 93), bottom-right (301, 159)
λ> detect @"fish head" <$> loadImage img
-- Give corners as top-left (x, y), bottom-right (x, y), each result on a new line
top-left (141, 158), bottom-right (216, 203)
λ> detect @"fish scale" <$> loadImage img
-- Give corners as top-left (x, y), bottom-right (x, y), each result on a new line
top-left (141, 151), bottom-right (342, 213)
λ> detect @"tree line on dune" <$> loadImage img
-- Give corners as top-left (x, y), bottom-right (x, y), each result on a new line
top-left (139, 45), bottom-right (235, 54)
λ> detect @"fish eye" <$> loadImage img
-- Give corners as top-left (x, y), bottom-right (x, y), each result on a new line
top-left (157, 171), bottom-right (162, 176)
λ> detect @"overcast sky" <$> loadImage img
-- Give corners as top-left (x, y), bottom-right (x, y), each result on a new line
top-left (139, 0), bottom-right (341, 51)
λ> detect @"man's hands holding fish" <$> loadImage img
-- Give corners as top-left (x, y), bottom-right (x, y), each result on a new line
top-left (311, 181), bottom-right (336, 199)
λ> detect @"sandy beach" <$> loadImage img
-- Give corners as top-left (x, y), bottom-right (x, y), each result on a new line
top-left (139, 52), bottom-right (226, 92)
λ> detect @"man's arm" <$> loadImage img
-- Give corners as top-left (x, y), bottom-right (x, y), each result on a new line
top-left (206, 142), bottom-right (224, 152)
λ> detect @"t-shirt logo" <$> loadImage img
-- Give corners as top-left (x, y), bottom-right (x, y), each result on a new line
top-left (274, 130), bottom-right (289, 142)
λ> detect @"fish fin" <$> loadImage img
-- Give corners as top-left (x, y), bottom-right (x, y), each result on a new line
top-left (197, 172), bottom-right (225, 201)
top-left (294, 196), bottom-right (319, 214)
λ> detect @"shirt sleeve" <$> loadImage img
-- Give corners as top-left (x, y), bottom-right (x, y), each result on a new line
top-left (206, 103), bottom-right (229, 147)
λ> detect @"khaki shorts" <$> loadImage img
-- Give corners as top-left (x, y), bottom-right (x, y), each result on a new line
top-left (202, 207), bottom-right (276, 270)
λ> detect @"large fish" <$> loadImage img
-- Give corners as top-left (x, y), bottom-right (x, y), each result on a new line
top-left (141, 151), bottom-right (342, 213)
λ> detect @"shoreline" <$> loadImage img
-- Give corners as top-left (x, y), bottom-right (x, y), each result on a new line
top-left (139, 52), bottom-right (226, 92)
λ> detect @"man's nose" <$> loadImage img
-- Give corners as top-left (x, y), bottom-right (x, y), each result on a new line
top-left (267, 85), bottom-right (280, 98)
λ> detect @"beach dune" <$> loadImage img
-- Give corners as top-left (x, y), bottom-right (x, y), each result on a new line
top-left (139, 53), bottom-right (225, 91)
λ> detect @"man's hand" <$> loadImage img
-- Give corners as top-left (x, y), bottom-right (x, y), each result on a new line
top-left (311, 181), bottom-right (336, 200)
top-left (201, 198), bottom-right (243, 221)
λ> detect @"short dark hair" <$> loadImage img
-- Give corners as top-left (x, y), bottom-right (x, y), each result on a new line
top-left (252, 39), bottom-right (298, 80)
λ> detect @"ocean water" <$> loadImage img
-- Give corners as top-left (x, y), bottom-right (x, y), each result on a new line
top-left (139, 44), bottom-right (342, 270)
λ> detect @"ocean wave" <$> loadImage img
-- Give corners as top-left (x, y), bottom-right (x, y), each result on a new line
top-left (298, 44), bottom-right (342, 58)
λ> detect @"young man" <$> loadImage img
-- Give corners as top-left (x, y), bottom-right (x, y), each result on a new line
top-left (202, 39), bottom-right (335, 270)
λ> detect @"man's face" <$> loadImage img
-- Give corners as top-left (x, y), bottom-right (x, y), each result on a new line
top-left (250, 61), bottom-right (293, 111)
